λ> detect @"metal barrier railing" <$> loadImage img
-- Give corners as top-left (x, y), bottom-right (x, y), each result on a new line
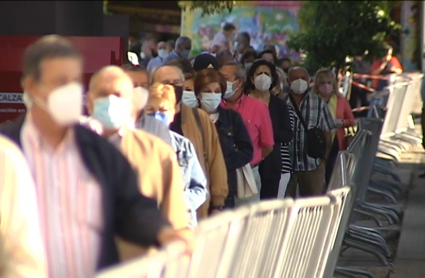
top-left (380, 73), bottom-right (423, 137)
top-left (95, 74), bottom-right (423, 278)
top-left (96, 154), bottom-right (361, 278)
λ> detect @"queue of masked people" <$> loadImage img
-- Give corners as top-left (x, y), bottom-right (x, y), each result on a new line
top-left (0, 31), bottom-right (354, 277)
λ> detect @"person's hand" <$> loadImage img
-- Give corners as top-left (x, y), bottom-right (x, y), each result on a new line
top-left (334, 119), bottom-right (344, 129)
top-left (157, 227), bottom-right (194, 255)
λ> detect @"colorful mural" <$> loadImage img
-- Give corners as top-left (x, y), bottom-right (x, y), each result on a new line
top-left (401, 1), bottom-right (420, 71)
top-left (181, 1), bottom-right (303, 60)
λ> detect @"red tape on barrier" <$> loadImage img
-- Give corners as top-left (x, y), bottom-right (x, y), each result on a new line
top-left (351, 81), bottom-right (376, 93)
top-left (352, 73), bottom-right (393, 80)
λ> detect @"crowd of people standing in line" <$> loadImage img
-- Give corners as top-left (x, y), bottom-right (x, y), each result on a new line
top-left (1, 27), bottom-right (358, 277)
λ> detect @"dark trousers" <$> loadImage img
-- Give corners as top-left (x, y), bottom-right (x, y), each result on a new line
top-left (260, 177), bottom-right (281, 200)
top-left (349, 85), bottom-right (369, 109)
top-left (325, 138), bottom-right (340, 186)
top-left (224, 194), bottom-right (235, 209)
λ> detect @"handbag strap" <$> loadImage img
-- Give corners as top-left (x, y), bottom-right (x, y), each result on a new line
top-left (288, 94), bottom-right (309, 130)
top-left (192, 108), bottom-right (208, 164)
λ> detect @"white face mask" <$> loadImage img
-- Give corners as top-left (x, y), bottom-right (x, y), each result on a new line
top-left (200, 93), bottom-right (222, 112)
top-left (254, 73), bottom-right (272, 92)
top-left (33, 82), bottom-right (83, 126)
top-left (224, 80), bottom-right (238, 99)
top-left (290, 78), bottom-right (308, 95)
top-left (182, 90), bottom-right (198, 108)
top-left (133, 86), bottom-right (149, 112)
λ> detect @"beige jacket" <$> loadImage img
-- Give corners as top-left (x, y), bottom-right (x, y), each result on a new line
top-left (115, 129), bottom-right (189, 261)
top-left (180, 104), bottom-right (228, 217)
top-left (0, 135), bottom-right (47, 278)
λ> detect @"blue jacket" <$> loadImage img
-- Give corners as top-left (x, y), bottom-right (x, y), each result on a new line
top-left (170, 131), bottom-right (208, 227)
top-left (215, 106), bottom-right (253, 195)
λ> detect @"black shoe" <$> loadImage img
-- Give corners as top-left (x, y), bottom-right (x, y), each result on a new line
top-left (419, 172), bottom-right (425, 179)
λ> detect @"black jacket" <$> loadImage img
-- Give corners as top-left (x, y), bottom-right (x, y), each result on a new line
top-left (215, 106), bottom-right (253, 194)
top-left (0, 115), bottom-right (169, 271)
top-left (260, 94), bottom-right (293, 178)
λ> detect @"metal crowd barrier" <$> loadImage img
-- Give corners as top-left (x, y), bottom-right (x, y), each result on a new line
top-left (95, 74), bottom-right (422, 278)
top-left (96, 162), bottom-right (360, 278)
top-left (328, 73), bottom-right (424, 278)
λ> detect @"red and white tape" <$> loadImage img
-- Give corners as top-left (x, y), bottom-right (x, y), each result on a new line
top-left (351, 81), bottom-right (376, 93)
top-left (352, 73), bottom-right (393, 80)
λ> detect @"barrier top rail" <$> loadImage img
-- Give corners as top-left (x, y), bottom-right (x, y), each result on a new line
top-left (95, 125), bottom-right (374, 278)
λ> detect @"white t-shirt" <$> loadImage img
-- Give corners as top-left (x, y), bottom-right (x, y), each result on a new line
top-left (209, 113), bottom-right (219, 123)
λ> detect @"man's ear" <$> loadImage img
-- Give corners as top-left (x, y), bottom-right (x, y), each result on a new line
top-left (22, 76), bottom-right (37, 98)
top-left (86, 91), bottom-right (94, 115)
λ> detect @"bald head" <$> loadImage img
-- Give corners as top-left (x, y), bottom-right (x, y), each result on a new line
top-left (89, 65), bottom-right (132, 92)
top-left (151, 65), bottom-right (185, 86)
top-left (87, 65), bottom-right (135, 117)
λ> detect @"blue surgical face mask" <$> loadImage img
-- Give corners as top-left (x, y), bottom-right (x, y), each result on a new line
top-left (224, 81), bottom-right (238, 99)
top-left (158, 49), bottom-right (168, 59)
top-left (93, 95), bottom-right (131, 130)
top-left (182, 90), bottom-right (198, 107)
top-left (200, 93), bottom-right (222, 112)
top-left (148, 111), bottom-right (169, 125)
top-left (181, 49), bottom-right (190, 58)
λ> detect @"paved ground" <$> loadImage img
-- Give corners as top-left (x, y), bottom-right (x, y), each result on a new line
top-left (336, 139), bottom-right (424, 278)
top-left (389, 146), bottom-right (425, 278)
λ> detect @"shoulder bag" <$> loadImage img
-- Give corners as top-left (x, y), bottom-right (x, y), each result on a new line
top-left (289, 94), bottom-right (326, 159)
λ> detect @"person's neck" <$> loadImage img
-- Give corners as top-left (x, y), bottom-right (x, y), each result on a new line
top-left (103, 128), bottom-right (120, 138)
top-left (206, 109), bottom-right (218, 115)
top-left (225, 90), bottom-right (243, 108)
top-left (30, 106), bottom-right (69, 149)
top-left (250, 89), bottom-right (269, 98)
top-left (321, 93), bottom-right (332, 102)
top-left (250, 90), bottom-right (270, 105)
top-left (176, 102), bottom-right (182, 114)
top-left (290, 92), bottom-right (306, 107)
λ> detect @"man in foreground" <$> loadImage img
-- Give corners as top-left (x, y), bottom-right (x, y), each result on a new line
top-left (0, 35), bottom-right (191, 277)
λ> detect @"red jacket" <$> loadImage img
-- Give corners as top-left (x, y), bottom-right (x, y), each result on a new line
top-left (335, 95), bottom-right (355, 150)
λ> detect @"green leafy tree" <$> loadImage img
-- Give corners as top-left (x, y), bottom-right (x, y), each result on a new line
top-left (179, 1), bottom-right (234, 16)
top-left (287, 1), bottom-right (401, 72)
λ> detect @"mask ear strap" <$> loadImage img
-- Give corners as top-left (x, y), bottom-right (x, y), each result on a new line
top-left (31, 95), bottom-right (49, 111)
top-left (233, 78), bottom-right (243, 92)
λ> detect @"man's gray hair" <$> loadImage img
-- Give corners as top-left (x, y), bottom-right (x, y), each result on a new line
top-left (149, 65), bottom-right (185, 85)
top-left (287, 66), bottom-right (309, 79)
top-left (222, 61), bottom-right (246, 80)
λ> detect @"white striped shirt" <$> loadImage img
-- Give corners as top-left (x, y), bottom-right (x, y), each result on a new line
top-left (21, 116), bottom-right (103, 278)
top-left (280, 105), bottom-right (295, 173)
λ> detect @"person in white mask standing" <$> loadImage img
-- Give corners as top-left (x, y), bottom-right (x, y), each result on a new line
top-left (194, 68), bottom-right (253, 208)
top-left (219, 61), bottom-right (274, 205)
top-left (246, 59), bottom-right (293, 200)
top-left (283, 67), bottom-right (336, 198)
top-left (0, 35), bottom-right (193, 278)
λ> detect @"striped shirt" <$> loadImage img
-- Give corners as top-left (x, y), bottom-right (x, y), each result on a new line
top-left (285, 92), bottom-right (336, 171)
top-left (21, 116), bottom-right (103, 278)
top-left (280, 105), bottom-right (295, 173)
